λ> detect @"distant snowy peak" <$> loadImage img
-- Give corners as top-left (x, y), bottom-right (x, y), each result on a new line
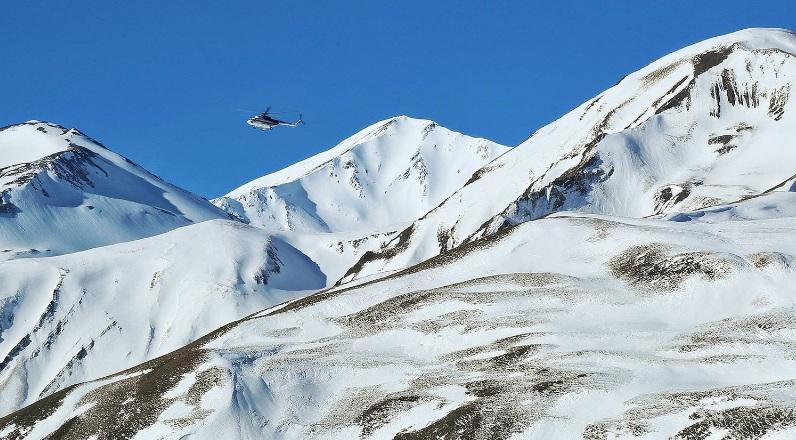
top-left (0, 121), bottom-right (227, 259)
top-left (0, 121), bottom-right (106, 191)
top-left (485, 27), bottom-right (796, 222)
top-left (1, 120), bottom-right (100, 165)
top-left (214, 116), bottom-right (508, 233)
top-left (342, 28), bottom-right (796, 282)
top-left (492, 28), bottom-right (796, 218)
top-left (225, 116), bottom-right (413, 193)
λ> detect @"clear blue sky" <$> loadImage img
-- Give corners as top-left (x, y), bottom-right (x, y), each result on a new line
top-left (2, 1), bottom-right (795, 198)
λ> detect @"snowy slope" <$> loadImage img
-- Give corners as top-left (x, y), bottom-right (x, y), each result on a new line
top-left (343, 28), bottom-right (796, 282)
top-left (0, 121), bottom-right (228, 259)
top-left (0, 219), bottom-right (324, 417)
top-left (213, 116), bottom-right (508, 234)
top-left (271, 227), bottom-right (406, 287)
top-left (4, 191), bottom-right (796, 439)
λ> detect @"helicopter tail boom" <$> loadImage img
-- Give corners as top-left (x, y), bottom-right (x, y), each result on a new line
top-left (283, 114), bottom-right (304, 127)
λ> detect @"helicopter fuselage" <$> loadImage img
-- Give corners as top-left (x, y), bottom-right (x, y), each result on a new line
top-left (246, 117), bottom-right (278, 130)
top-left (246, 111), bottom-right (303, 131)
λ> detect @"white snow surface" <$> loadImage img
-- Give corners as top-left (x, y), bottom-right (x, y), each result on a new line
top-left (0, 121), bottom-right (228, 259)
top-left (0, 219), bottom-right (325, 416)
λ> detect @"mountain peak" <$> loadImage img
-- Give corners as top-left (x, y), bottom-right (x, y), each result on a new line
top-left (0, 121), bottom-right (226, 259)
top-left (0, 121), bottom-right (96, 170)
top-left (215, 118), bottom-right (508, 234)
top-left (223, 116), bottom-right (498, 197)
top-left (709, 27), bottom-right (795, 45)
top-left (620, 28), bottom-right (796, 89)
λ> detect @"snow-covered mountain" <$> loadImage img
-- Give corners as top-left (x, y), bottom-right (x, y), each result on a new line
top-left (3, 28), bottom-right (796, 439)
top-left (342, 28), bottom-right (796, 283)
top-left (4, 191), bottom-right (796, 439)
top-left (213, 116), bottom-right (508, 234)
top-left (0, 123), bottom-right (327, 417)
top-left (0, 121), bottom-right (228, 260)
top-left (0, 219), bottom-right (324, 416)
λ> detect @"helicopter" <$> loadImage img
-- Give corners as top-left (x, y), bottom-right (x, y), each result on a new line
top-left (246, 107), bottom-right (305, 131)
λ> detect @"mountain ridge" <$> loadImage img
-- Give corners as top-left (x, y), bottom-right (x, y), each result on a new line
top-left (340, 27), bottom-right (796, 283)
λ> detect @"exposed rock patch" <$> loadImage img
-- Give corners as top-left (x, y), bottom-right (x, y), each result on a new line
top-left (609, 243), bottom-right (737, 290)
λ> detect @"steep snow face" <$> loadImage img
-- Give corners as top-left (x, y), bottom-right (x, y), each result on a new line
top-left (0, 121), bottom-right (227, 259)
top-left (213, 116), bottom-right (508, 234)
top-left (0, 219), bottom-right (325, 416)
top-left (6, 193), bottom-right (796, 439)
top-left (343, 28), bottom-right (796, 282)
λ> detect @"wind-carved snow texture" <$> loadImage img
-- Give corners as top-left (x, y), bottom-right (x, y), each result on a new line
top-left (4, 28), bottom-right (796, 439)
top-left (342, 28), bottom-right (796, 283)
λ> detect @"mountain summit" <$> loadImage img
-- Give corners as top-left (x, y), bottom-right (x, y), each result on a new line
top-left (213, 116), bottom-right (508, 234)
top-left (0, 121), bottom-right (227, 259)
